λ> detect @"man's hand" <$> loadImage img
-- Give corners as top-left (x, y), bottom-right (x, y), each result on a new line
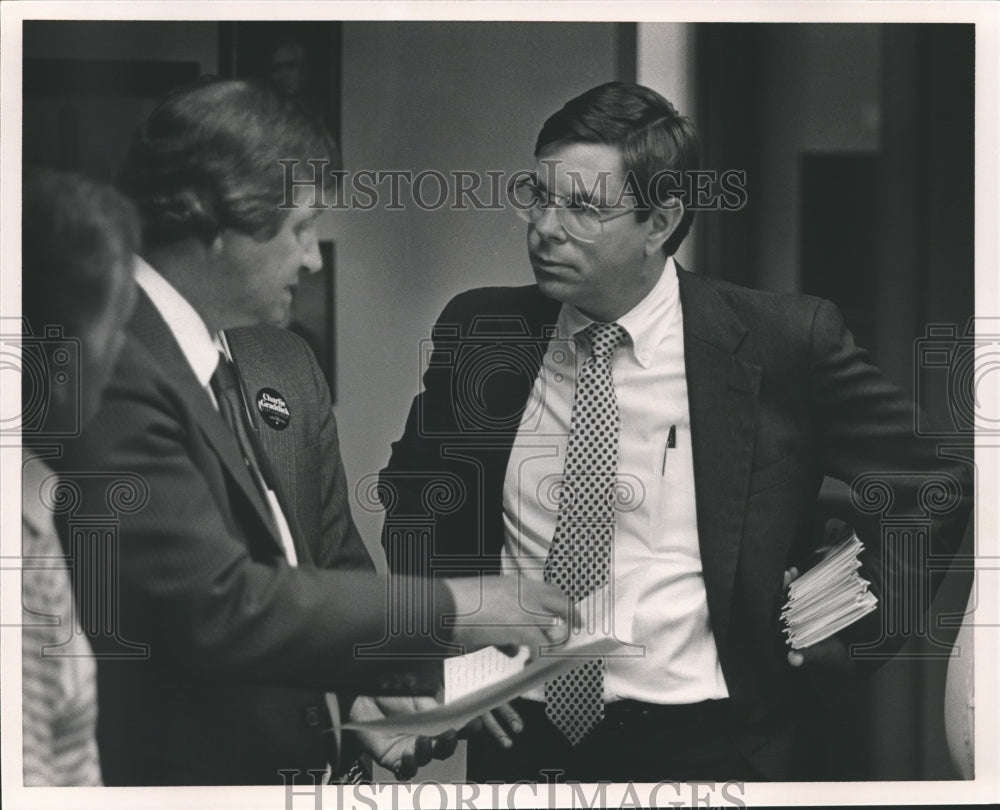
top-left (350, 695), bottom-right (458, 781)
top-left (444, 575), bottom-right (577, 656)
top-left (787, 635), bottom-right (852, 672)
top-left (783, 564), bottom-right (854, 673)
top-left (782, 566), bottom-right (800, 591)
top-left (460, 702), bottom-right (524, 749)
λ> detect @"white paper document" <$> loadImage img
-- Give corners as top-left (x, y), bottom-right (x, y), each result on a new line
top-left (341, 635), bottom-right (625, 736)
top-left (444, 644), bottom-right (531, 703)
top-left (781, 532), bottom-right (878, 649)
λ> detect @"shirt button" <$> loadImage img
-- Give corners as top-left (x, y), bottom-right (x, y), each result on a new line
top-left (303, 705), bottom-right (322, 727)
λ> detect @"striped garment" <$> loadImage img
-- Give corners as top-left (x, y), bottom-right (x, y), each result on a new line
top-left (21, 454), bottom-right (101, 786)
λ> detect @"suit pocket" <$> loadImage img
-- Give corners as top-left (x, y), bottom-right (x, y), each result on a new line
top-left (749, 454), bottom-right (797, 494)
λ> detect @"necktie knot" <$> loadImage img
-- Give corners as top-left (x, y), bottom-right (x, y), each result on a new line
top-left (211, 354), bottom-right (240, 399)
top-left (584, 322), bottom-right (626, 360)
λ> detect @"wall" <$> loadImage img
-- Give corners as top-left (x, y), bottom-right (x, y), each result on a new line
top-left (637, 23), bottom-right (697, 271)
top-left (753, 24), bottom-right (881, 293)
top-left (23, 20), bottom-right (219, 67)
top-left (329, 22), bottom-right (624, 553)
top-left (22, 22), bottom-right (219, 180)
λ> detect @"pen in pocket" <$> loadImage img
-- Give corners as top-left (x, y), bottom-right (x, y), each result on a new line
top-left (661, 424), bottom-right (676, 475)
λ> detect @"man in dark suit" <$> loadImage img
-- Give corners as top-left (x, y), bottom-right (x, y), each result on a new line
top-left (379, 82), bottom-right (973, 781)
top-left (53, 79), bottom-right (570, 786)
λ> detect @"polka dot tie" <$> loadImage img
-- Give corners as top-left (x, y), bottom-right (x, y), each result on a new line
top-left (543, 321), bottom-right (626, 746)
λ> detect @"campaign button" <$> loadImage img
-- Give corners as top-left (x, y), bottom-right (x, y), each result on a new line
top-left (256, 388), bottom-right (291, 430)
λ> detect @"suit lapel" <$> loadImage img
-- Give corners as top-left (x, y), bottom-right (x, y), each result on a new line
top-left (224, 330), bottom-right (313, 566)
top-left (129, 291), bottom-right (285, 556)
top-left (678, 270), bottom-right (760, 663)
top-left (482, 290), bottom-right (562, 558)
top-left (490, 295), bottom-right (563, 436)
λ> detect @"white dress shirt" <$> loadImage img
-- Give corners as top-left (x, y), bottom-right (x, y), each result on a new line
top-left (134, 257), bottom-right (299, 566)
top-left (502, 257), bottom-right (729, 704)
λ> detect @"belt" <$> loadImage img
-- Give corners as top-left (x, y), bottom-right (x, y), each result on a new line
top-left (599, 699), bottom-right (732, 735)
top-left (515, 697), bottom-right (733, 736)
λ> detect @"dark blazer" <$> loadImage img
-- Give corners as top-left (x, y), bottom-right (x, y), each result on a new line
top-left (54, 291), bottom-right (448, 785)
top-left (379, 269), bottom-right (973, 779)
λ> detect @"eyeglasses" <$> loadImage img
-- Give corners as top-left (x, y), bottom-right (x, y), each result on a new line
top-left (508, 175), bottom-right (638, 243)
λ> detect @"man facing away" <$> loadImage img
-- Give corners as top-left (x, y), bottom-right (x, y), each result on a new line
top-left (52, 79), bottom-right (571, 786)
top-left (21, 169), bottom-right (140, 786)
top-left (379, 81), bottom-right (974, 782)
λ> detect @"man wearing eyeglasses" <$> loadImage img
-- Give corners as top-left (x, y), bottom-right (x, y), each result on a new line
top-left (378, 82), bottom-right (972, 782)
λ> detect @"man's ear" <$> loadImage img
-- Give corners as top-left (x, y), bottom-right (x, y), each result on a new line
top-left (644, 198), bottom-right (684, 257)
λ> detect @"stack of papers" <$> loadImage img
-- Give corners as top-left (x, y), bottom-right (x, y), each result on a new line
top-left (781, 532), bottom-right (878, 649)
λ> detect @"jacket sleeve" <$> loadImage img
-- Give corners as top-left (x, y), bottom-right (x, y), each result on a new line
top-left (54, 343), bottom-right (452, 695)
top-left (808, 298), bottom-right (973, 659)
top-left (378, 293), bottom-right (502, 582)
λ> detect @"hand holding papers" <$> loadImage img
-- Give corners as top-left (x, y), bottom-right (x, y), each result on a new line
top-left (343, 635), bottom-right (625, 738)
top-left (781, 531), bottom-right (878, 650)
top-left (349, 695), bottom-right (460, 780)
top-left (347, 575), bottom-right (576, 775)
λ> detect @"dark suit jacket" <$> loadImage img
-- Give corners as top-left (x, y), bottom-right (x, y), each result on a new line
top-left (54, 291), bottom-right (450, 785)
top-left (379, 269), bottom-right (973, 779)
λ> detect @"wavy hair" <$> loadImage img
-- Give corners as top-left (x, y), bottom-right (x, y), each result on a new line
top-left (535, 82), bottom-right (700, 256)
top-left (119, 78), bottom-right (340, 249)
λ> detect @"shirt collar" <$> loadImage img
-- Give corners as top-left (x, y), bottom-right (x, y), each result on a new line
top-left (133, 255), bottom-right (221, 387)
top-left (559, 256), bottom-right (679, 368)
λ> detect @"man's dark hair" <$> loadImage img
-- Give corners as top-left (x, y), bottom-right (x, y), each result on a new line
top-left (22, 168), bottom-right (140, 336)
top-left (119, 78), bottom-right (339, 250)
top-left (535, 81), bottom-right (700, 256)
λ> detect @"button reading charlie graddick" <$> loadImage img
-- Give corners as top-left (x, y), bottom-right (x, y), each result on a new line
top-left (256, 388), bottom-right (291, 430)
